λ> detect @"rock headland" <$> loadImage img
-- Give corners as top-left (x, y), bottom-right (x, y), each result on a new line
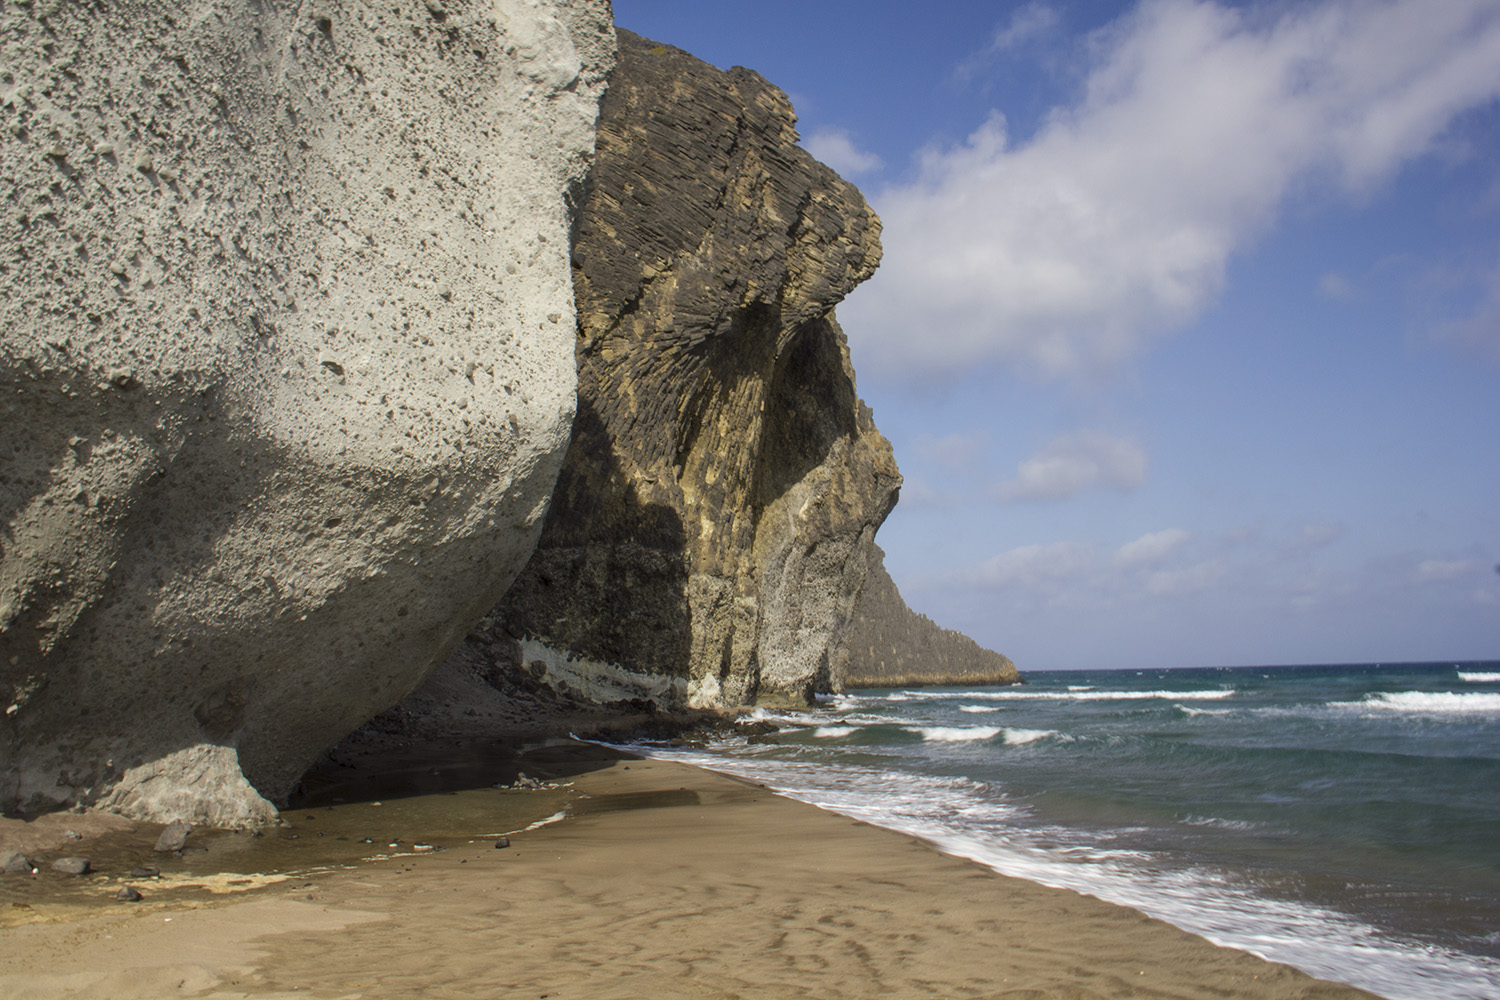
top-left (844, 545), bottom-right (1019, 689)
top-left (451, 28), bottom-right (900, 711)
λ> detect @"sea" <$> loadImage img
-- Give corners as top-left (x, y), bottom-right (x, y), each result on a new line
top-left (619, 661), bottom-right (1500, 1000)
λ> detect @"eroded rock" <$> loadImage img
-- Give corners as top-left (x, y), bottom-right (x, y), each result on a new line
top-left (464, 30), bottom-right (900, 708)
top-left (1, 0), bottom-right (614, 824)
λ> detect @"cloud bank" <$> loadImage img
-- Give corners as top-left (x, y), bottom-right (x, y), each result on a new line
top-left (842, 0), bottom-right (1500, 381)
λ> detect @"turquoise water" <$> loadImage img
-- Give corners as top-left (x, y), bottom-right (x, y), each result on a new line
top-left (626, 662), bottom-right (1500, 1000)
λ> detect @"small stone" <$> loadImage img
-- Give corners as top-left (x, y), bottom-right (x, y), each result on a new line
top-left (116, 886), bottom-right (142, 901)
top-left (61, 828), bottom-right (82, 840)
top-left (128, 866), bottom-right (159, 878)
top-left (154, 819), bottom-right (191, 853)
top-left (1, 850), bottom-right (31, 873)
top-left (133, 151), bottom-right (153, 173)
top-left (51, 857), bottom-right (91, 875)
top-left (493, 837), bottom-right (510, 849)
top-left (94, 142), bottom-right (114, 156)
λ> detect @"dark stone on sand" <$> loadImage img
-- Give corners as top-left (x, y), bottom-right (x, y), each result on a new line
top-left (129, 866), bottom-right (160, 878)
top-left (51, 857), bottom-right (91, 875)
top-left (494, 837), bottom-right (510, 849)
top-left (116, 886), bottom-right (142, 901)
top-left (154, 820), bottom-right (192, 853)
top-left (2, 850), bottom-right (32, 873)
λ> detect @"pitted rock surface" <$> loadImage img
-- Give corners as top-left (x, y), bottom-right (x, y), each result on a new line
top-left (472, 30), bottom-right (901, 708)
top-left (0, 0), bottom-right (613, 824)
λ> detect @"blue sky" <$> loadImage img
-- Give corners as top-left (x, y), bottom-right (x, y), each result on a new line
top-left (610, 0), bottom-right (1500, 670)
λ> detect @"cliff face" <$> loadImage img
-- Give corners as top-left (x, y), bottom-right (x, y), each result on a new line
top-left (0, 0), bottom-right (613, 824)
top-left (466, 30), bottom-right (901, 709)
top-left (844, 545), bottom-right (1020, 689)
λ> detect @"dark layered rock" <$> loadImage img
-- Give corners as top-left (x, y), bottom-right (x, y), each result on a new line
top-left (455, 29), bottom-right (901, 709)
top-left (844, 545), bottom-right (1019, 689)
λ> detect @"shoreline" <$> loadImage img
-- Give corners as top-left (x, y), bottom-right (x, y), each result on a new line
top-left (1, 747), bottom-right (1385, 999)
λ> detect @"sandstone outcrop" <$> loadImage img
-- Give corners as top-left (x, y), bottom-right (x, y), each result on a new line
top-left (844, 545), bottom-right (1019, 689)
top-left (1, 0), bottom-right (613, 825)
top-left (459, 29), bottom-right (901, 710)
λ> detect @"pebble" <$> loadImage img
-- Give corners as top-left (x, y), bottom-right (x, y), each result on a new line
top-left (116, 886), bottom-right (143, 901)
top-left (494, 837), bottom-right (510, 849)
top-left (129, 866), bottom-right (160, 878)
top-left (1, 850), bottom-right (32, 873)
top-left (51, 857), bottom-right (91, 875)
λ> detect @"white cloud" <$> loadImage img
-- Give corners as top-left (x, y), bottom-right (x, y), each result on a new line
top-left (802, 127), bottom-right (883, 176)
top-left (999, 430), bottom-right (1146, 500)
top-left (1317, 272), bottom-right (1358, 301)
top-left (842, 0), bottom-right (1500, 380)
top-left (956, 3), bottom-right (1062, 80)
top-left (1415, 558), bottom-right (1483, 583)
top-left (1114, 527), bottom-right (1191, 567)
top-left (1434, 253), bottom-right (1500, 359)
top-left (1298, 521), bottom-right (1344, 549)
top-left (960, 540), bottom-right (1095, 591)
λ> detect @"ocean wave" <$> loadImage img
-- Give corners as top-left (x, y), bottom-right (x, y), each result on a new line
top-left (1067, 685), bottom-right (1094, 691)
top-left (1179, 814), bottom-right (1266, 833)
top-left (1344, 692), bottom-right (1500, 715)
top-left (955, 688), bottom-right (1236, 702)
top-left (1001, 727), bottom-right (1055, 745)
top-left (1176, 704), bottom-right (1234, 717)
top-left (959, 705), bottom-right (1000, 714)
top-left (812, 726), bottom-right (857, 738)
top-left (909, 726), bottom-right (1002, 742)
top-left (1458, 672), bottom-right (1500, 683)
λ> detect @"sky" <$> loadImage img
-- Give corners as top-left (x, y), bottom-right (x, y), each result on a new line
top-left (610, 0), bottom-right (1500, 671)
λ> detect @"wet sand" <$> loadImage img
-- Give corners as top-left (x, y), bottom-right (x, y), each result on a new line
top-left (0, 744), bottom-right (1386, 999)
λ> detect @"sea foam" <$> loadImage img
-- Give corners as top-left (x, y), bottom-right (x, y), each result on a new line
top-left (911, 726), bottom-right (1002, 742)
top-left (1353, 691), bottom-right (1500, 714)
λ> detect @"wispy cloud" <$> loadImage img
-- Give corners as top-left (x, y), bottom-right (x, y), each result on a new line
top-left (998, 430), bottom-right (1147, 500)
top-left (843, 0), bottom-right (1500, 382)
top-left (803, 127), bottom-right (883, 176)
top-left (955, 3), bottom-right (1062, 81)
top-left (1415, 557), bottom-right (1484, 583)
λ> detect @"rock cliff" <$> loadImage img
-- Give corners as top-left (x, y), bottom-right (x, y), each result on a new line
top-left (454, 29), bottom-right (900, 710)
top-left (844, 545), bottom-right (1019, 689)
top-left (0, 0), bottom-right (613, 825)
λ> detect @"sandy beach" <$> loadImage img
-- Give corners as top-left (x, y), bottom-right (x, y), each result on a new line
top-left (0, 745), bottom-right (1385, 1000)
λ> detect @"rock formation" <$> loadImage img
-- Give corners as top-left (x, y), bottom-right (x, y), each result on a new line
top-left (0, 0), bottom-right (613, 825)
top-left (843, 545), bottom-right (1019, 689)
top-left (454, 29), bottom-right (901, 710)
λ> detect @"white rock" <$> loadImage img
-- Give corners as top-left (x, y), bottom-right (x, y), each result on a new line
top-left (0, 0), bottom-right (614, 825)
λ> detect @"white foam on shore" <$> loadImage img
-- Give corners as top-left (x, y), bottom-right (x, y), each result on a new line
top-left (490, 810), bottom-right (570, 837)
top-left (1458, 672), bottom-right (1500, 683)
top-left (622, 741), bottom-right (1500, 1000)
